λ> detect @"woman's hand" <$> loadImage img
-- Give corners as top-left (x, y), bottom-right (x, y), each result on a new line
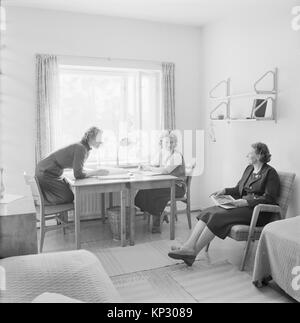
top-left (95, 169), bottom-right (110, 176)
top-left (86, 169), bottom-right (110, 177)
top-left (211, 189), bottom-right (226, 197)
top-left (140, 165), bottom-right (152, 171)
top-left (231, 199), bottom-right (249, 208)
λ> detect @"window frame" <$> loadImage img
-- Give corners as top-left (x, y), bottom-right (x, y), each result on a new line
top-left (57, 63), bottom-right (163, 168)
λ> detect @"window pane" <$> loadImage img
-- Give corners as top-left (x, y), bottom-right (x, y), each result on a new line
top-left (56, 65), bottom-right (162, 167)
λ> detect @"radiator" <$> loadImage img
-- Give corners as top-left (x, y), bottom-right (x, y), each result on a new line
top-left (77, 192), bottom-right (121, 220)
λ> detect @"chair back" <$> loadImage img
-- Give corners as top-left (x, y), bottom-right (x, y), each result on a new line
top-left (185, 161), bottom-right (196, 190)
top-left (277, 171), bottom-right (296, 219)
top-left (24, 173), bottom-right (44, 209)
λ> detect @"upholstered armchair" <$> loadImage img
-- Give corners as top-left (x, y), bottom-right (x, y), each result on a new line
top-left (206, 171), bottom-right (296, 271)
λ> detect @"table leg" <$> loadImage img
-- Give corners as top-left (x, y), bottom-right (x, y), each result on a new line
top-left (120, 190), bottom-right (127, 247)
top-left (101, 193), bottom-right (106, 223)
top-left (109, 192), bottom-right (114, 208)
top-left (129, 187), bottom-right (136, 246)
top-left (170, 181), bottom-right (176, 240)
top-left (74, 187), bottom-right (81, 249)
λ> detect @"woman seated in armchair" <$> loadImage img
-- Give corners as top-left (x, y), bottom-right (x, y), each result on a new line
top-left (168, 142), bottom-right (280, 266)
top-left (135, 130), bottom-right (186, 233)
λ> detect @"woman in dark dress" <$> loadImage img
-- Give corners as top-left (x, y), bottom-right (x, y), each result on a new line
top-left (168, 142), bottom-right (280, 266)
top-left (35, 126), bottom-right (108, 205)
top-left (135, 131), bottom-right (186, 233)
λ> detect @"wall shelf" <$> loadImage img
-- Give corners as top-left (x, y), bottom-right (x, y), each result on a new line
top-left (209, 68), bottom-right (278, 123)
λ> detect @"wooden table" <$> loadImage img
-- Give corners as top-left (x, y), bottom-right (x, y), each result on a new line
top-left (126, 175), bottom-right (177, 246)
top-left (69, 177), bottom-right (127, 249)
top-left (69, 174), bottom-right (177, 249)
top-left (0, 197), bottom-right (38, 258)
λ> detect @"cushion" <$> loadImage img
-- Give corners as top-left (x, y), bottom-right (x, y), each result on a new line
top-left (32, 293), bottom-right (83, 303)
top-left (229, 225), bottom-right (264, 241)
top-left (0, 250), bottom-right (121, 303)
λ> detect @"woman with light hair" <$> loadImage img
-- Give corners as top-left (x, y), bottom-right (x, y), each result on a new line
top-left (135, 130), bottom-right (186, 233)
top-left (35, 126), bottom-right (108, 205)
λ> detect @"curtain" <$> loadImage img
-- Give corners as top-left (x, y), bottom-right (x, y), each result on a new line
top-left (35, 54), bottom-right (59, 163)
top-left (162, 62), bottom-right (176, 130)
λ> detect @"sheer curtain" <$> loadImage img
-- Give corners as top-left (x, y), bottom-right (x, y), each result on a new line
top-left (35, 54), bottom-right (59, 163)
top-left (162, 62), bottom-right (176, 130)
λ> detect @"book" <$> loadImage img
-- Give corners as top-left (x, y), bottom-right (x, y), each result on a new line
top-left (251, 99), bottom-right (268, 118)
top-left (210, 194), bottom-right (237, 209)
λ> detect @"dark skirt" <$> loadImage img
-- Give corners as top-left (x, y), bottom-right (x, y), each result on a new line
top-left (135, 185), bottom-right (185, 218)
top-left (197, 206), bottom-right (274, 240)
top-left (35, 170), bottom-right (74, 205)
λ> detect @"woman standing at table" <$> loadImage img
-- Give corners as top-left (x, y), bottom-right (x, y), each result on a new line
top-left (135, 130), bottom-right (186, 233)
top-left (35, 126), bottom-right (108, 205)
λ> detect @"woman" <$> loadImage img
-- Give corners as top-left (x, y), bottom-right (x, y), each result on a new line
top-left (35, 126), bottom-right (108, 205)
top-left (168, 142), bottom-right (280, 266)
top-left (135, 131), bottom-right (186, 233)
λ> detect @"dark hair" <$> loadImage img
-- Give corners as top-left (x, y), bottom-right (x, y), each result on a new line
top-left (252, 142), bottom-right (271, 163)
top-left (81, 127), bottom-right (102, 143)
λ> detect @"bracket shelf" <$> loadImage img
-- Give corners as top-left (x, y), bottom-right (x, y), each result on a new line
top-left (209, 68), bottom-right (278, 123)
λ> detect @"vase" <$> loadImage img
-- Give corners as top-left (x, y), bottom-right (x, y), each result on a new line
top-left (0, 168), bottom-right (5, 199)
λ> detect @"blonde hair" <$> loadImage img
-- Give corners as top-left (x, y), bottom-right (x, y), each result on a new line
top-left (159, 130), bottom-right (178, 149)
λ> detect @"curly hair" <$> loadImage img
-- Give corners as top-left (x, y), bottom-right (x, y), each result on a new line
top-left (252, 142), bottom-right (271, 163)
top-left (81, 127), bottom-right (102, 144)
top-left (159, 130), bottom-right (178, 149)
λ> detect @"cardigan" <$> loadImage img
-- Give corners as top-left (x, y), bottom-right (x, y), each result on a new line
top-left (224, 163), bottom-right (280, 208)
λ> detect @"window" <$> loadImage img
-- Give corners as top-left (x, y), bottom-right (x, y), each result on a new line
top-left (55, 64), bottom-right (163, 167)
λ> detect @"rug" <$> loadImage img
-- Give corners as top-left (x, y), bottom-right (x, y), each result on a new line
top-left (169, 260), bottom-right (292, 303)
top-left (85, 239), bottom-right (190, 276)
top-left (111, 266), bottom-right (196, 303)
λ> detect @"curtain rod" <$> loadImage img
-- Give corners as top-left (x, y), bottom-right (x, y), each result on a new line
top-left (37, 53), bottom-right (169, 65)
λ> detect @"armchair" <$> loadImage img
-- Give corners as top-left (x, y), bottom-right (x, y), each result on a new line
top-left (206, 171), bottom-right (296, 271)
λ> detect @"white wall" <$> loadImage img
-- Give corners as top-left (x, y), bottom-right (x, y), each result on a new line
top-left (201, 1), bottom-right (300, 217)
top-left (0, 7), bottom-right (204, 209)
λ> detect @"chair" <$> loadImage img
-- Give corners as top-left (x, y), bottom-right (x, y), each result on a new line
top-left (205, 171), bottom-right (296, 271)
top-left (24, 173), bottom-right (74, 253)
top-left (161, 162), bottom-right (196, 230)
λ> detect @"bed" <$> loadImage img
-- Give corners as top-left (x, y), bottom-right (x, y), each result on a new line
top-left (252, 216), bottom-right (300, 302)
top-left (0, 250), bottom-right (121, 303)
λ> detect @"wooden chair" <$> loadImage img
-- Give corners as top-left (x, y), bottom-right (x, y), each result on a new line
top-left (162, 162), bottom-right (196, 230)
top-left (24, 173), bottom-right (74, 253)
top-left (205, 171), bottom-right (296, 271)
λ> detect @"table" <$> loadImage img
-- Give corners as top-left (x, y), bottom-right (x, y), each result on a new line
top-left (0, 197), bottom-right (38, 258)
top-left (126, 175), bottom-right (177, 246)
top-left (70, 178), bottom-right (127, 249)
top-left (69, 174), bottom-right (177, 249)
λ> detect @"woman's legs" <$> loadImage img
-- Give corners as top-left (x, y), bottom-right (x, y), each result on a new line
top-left (194, 227), bottom-right (216, 255)
top-left (178, 220), bottom-right (207, 252)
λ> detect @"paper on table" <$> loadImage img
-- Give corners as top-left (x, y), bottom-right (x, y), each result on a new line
top-left (0, 194), bottom-right (24, 204)
top-left (96, 173), bottom-right (132, 180)
top-left (140, 171), bottom-right (163, 176)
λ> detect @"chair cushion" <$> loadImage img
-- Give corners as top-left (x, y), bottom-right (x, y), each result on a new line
top-left (229, 225), bottom-right (264, 241)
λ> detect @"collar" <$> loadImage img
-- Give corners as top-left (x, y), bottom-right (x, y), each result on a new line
top-left (252, 163), bottom-right (268, 175)
top-left (81, 140), bottom-right (92, 151)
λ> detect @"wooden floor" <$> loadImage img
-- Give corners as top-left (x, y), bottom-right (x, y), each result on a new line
top-left (40, 211), bottom-right (295, 303)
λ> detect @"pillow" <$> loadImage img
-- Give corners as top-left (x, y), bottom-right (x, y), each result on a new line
top-left (32, 293), bottom-right (83, 303)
